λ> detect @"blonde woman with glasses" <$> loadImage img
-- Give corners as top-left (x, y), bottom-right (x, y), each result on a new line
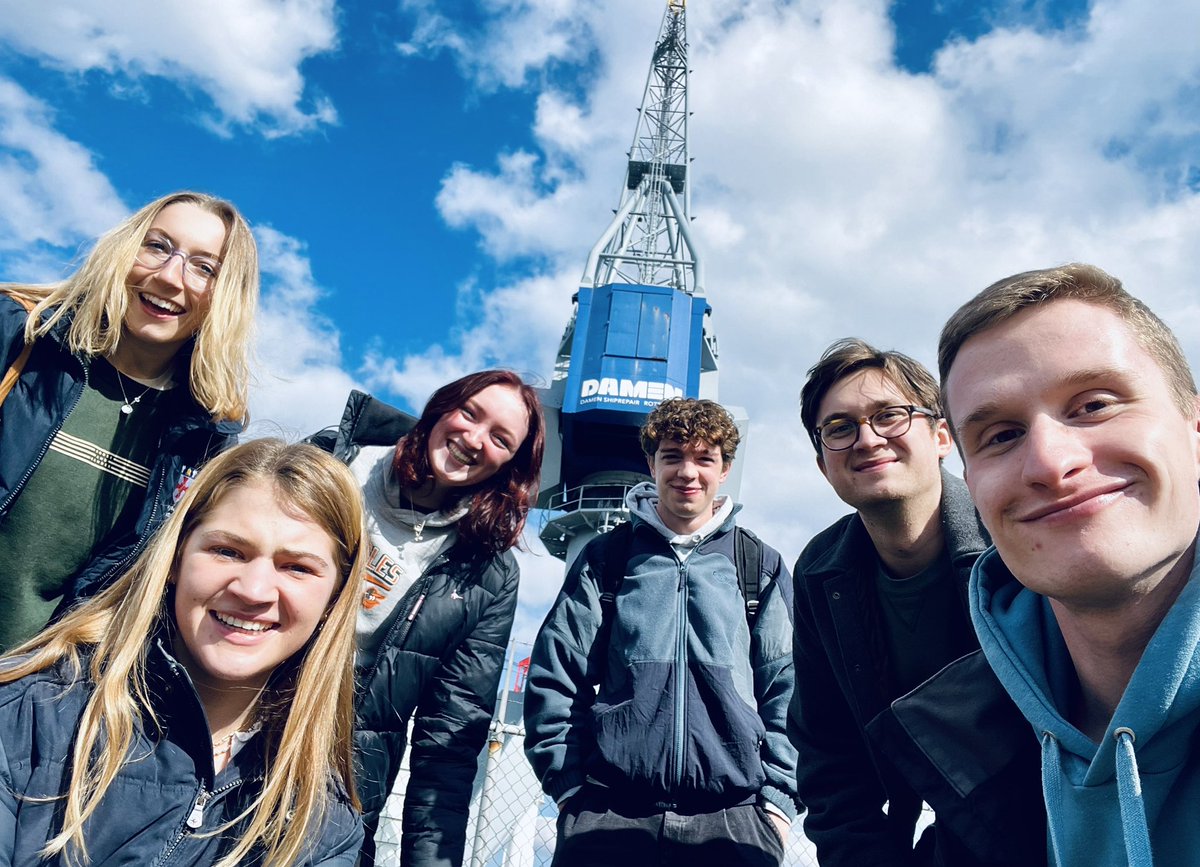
top-left (0, 438), bottom-right (365, 866)
top-left (0, 191), bottom-right (258, 650)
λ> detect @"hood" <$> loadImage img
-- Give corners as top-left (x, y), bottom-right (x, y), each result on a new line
top-left (319, 390), bottom-right (417, 463)
top-left (625, 480), bottom-right (739, 545)
top-left (970, 549), bottom-right (1078, 754)
top-left (369, 443), bottom-right (468, 528)
top-left (971, 544), bottom-right (1200, 867)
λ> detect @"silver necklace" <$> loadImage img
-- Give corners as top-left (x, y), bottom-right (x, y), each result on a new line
top-left (116, 374), bottom-right (155, 416)
top-left (406, 489), bottom-right (430, 542)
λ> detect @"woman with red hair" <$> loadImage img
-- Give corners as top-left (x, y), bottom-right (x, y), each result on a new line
top-left (310, 370), bottom-right (545, 866)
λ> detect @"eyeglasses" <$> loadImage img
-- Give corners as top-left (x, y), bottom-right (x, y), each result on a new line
top-left (814, 405), bottom-right (939, 451)
top-left (134, 231), bottom-right (222, 290)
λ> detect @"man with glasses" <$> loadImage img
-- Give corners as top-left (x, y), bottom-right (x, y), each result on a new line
top-left (789, 338), bottom-right (988, 865)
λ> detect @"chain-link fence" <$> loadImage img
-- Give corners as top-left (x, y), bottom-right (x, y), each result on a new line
top-left (373, 641), bottom-right (821, 866)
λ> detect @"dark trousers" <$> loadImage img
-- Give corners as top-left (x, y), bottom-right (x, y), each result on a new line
top-left (552, 786), bottom-right (785, 867)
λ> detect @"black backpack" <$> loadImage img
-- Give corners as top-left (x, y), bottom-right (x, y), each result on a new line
top-left (596, 519), bottom-right (765, 626)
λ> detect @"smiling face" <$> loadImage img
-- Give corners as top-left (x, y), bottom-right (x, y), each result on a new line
top-left (648, 438), bottom-right (731, 535)
top-left (172, 480), bottom-right (340, 697)
top-left (124, 201), bottom-right (227, 361)
top-left (816, 367), bottom-right (952, 511)
top-left (426, 383), bottom-right (530, 495)
top-left (945, 299), bottom-right (1200, 606)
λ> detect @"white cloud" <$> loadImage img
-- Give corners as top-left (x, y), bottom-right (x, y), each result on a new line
top-left (0, 0), bottom-right (339, 136)
top-left (378, 0), bottom-right (1200, 586)
top-left (512, 525), bottom-right (568, 645)
top-left (245, 226), bottom-right (361, 439)
top-left (396, 0), bottom-right (587, 90)
top-left (0, 78), bottom-right (126, 258)
top-left (360, 267), bottom-right (567, 408)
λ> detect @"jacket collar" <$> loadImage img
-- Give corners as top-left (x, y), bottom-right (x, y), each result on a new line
top-left (146, 632), bottom-right (267, 785)
top-left (938, 468), bottom-right (991, 575)
top-left (807, 467), bottom-right (988, 583)
top-left (331, 390), bottom-right (418, 462)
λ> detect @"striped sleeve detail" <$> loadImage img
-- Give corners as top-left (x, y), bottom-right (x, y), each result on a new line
top-left (48, 430), bottom-right (152, 488)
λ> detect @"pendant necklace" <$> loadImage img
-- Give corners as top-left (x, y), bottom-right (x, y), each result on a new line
top-left (212, 718), bottom-right (262, 771)
top-left (116, 374), bottom-right (155, 416)
top-left (406, 489), bottom-right (430, 542)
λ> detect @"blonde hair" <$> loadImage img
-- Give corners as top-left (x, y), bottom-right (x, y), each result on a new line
top-left (2, 191), bottom-right (258, 422)
top-left (0, 439), bottom-right (366, 867)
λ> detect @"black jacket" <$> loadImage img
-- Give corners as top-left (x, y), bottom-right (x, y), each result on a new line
top-left (788, 471), bottom-right (989, 867)
top-left (865, 649), bottom-right (1047, 866)
top-left (0, 640), bottom-right (362, 866)
top-left (311, 391), bottom-right (519, 867)
top-left (0, 295), bottom-right (240, 607)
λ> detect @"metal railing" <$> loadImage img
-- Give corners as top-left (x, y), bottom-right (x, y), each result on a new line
top-left (541, 483), bottom-right (639, 515)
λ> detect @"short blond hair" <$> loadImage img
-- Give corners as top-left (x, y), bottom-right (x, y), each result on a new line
top-left (940, 264), bottom-right (1197, 426)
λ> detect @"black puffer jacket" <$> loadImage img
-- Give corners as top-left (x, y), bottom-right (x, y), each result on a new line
top-left (0, 640), bottom-right (362, 866)
top-left (0, 294), bottom-right (240, 607)
top-left (310, 391), bottom-right (519, 867)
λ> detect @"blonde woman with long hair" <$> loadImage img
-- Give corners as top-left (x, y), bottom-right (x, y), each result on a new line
top-left (0, 438), bottom-right (365, 866)
top-left (0, 190), bottom-right (258, 650)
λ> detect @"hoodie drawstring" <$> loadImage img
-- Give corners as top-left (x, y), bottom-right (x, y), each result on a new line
top-left (1113, 727), bottom-right (1152, 867)
top-left (1042, 728), bottom-right (1154, 867)
top-left (1041, 731), bottom-right (1066, 865)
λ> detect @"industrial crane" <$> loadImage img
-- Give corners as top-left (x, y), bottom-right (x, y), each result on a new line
top-left (536, 0), bottom-right (747, 565)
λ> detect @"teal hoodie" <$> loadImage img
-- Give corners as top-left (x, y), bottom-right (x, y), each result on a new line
top-left (971, 546), bottom-right (1200, 867)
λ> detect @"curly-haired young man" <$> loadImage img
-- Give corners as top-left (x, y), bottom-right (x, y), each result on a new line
top-left (525, 398), bottom-right (800, 866)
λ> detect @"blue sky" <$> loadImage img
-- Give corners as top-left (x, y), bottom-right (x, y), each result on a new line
top-left (2, 0), bottom-right (1198, 643)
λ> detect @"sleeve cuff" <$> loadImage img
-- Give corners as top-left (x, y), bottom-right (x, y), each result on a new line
top-left (542, 769), bottom-right (586, 806)
top-left (762, 801), bottom-right (789, 822)
top-left (759, 786), bottom-right (800, 821)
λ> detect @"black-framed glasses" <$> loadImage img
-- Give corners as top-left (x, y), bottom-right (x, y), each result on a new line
top-left (134, 231), bottom-right (222, 290)
top-left (814, 405), bottom-right (939, 451)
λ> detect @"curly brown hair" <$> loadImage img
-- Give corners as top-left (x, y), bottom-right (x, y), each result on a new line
top-left (640, 398), bottom-right (740, 465)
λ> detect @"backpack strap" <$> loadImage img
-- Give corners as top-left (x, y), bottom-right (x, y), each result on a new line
top-left (588, 520), bottom-right (635, 686)
top-left (597, 520), bottom-right (635, 623)
top-left (1, 295), bottom-right (36, 408)
top-left (590, 521), bottom-right (765, 686)
top-left (735, 527), bottom-right (764, 625)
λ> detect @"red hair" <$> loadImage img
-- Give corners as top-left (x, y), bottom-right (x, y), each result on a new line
top-left (393, 370), bottom-right (545, 555)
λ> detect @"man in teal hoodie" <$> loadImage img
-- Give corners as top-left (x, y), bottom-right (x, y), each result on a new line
top-left (938, 263), bottom-right (1200, 867)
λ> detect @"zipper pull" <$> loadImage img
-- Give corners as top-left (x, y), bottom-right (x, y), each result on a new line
top-left (186, 789), bottom-right (212, 829)
top-left (407, 593), bottom-right (427, 622)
